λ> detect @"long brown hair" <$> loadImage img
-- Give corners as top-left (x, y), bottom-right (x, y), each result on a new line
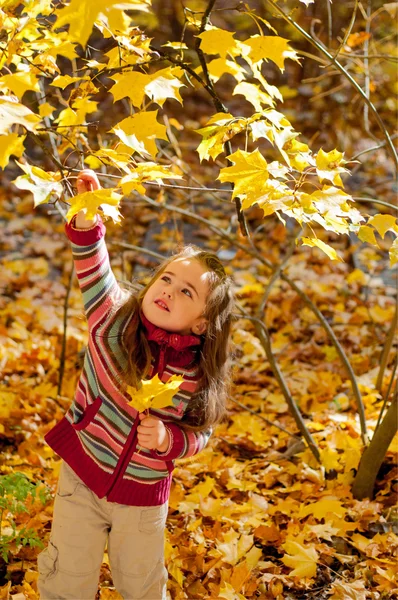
top-left (110, 244), bottom-right (236, 433)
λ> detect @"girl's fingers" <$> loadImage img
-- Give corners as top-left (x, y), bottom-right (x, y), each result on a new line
top-left (76, 169), bottom-right (101, 192)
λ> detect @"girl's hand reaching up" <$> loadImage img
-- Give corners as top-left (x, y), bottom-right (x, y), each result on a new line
top-left (137, 413), bottom-right (171, 453)
top-left (73, 169), bottom-right (102, 229)
top-left (76, 169), bottom-right (101, 194)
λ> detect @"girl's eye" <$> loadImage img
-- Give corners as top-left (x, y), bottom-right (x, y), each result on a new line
top-left (161, 276), bottom-right (192, 298)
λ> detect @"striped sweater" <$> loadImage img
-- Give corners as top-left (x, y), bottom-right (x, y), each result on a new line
top-left (44, 215), bottom-right (212, 506)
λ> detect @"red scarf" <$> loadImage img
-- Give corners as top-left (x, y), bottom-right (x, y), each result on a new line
top-left (140, 312), bottom-right (202, 376)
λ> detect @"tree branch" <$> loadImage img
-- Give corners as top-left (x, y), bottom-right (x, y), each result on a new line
top-left (264, 0), bottom-right (398, 172)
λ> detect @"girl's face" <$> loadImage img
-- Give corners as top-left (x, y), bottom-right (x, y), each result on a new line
top-left (142, 258), bottom-right (210, 335)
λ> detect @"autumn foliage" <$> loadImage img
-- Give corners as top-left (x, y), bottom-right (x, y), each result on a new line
top-left (0, 0), bottom-right (397, 598)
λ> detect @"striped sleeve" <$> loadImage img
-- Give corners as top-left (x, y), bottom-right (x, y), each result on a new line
top-left (65, 215), bottom-right (125, 330)
top-left (150, 423), bottom-right (213, 461)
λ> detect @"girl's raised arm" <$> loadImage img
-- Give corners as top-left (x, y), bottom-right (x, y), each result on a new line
top-left (65, 169), bottom-right (125, 331)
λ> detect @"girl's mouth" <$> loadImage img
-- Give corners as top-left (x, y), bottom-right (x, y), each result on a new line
top-left (155, 300), bottom-right (169, 311)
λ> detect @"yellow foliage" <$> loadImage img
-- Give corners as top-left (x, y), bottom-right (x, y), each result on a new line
top-left (281, 540), bottom-right (318, 578)
top-left (0, 71), bottom-right (40, 99)
top-left (126, 374), bottom-right (184, 413)
top-left (217, 148), bottom-right (269, 201)
top-left (242, 35), bottom-right (300, 72)
top-left (0, 133), bottom-right (25, 169)
top-left (113, 110), bottom-right (169, 158)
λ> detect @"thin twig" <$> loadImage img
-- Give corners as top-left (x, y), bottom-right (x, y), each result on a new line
top-left (237, 308), bottom-right (321, 461)
top-left (352, 197), bottom-right (398, 211)
top-left (333, 0), bottom-right (358, 60)
top-left (350, 134), bottom-right (398, 161)
top-left (228, 397), bottom-right (302, 441)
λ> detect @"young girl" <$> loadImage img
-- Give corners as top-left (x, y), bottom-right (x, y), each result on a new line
top-left (37, 169), bottom-right (235, 600)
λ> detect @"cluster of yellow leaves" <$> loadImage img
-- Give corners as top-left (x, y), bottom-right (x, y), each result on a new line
top-left (126, 374), bottom-right (184, 413)
top-left (1, 0), bottom-right (395, 268)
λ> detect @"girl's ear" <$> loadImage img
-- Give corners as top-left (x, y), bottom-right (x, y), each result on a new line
top-left (193, 320), bottom-right (207, 335)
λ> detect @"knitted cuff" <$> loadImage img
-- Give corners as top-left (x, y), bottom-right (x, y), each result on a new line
top-left (70, 214), bottom-right (99, 230)
top-left (156, 426), bottom-right (173, 455)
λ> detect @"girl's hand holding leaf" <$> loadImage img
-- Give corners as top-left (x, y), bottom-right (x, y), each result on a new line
top-left (127, 374), bottom-right (184, 453)
top-left (74, 169), bottom-right (101, 228)
top-left (67, 168), bottom-right (123, 226)
top-left (137, 413), bottom-right (170, 452)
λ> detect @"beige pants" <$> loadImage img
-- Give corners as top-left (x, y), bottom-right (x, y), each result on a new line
top-left (37, 460), bottom-right (168, 600)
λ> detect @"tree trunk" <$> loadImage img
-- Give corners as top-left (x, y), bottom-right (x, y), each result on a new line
top-left (352, 393), bottom-right (397, 500)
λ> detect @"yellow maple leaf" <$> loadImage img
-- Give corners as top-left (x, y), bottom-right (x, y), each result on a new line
top-left (197, 27), bottom-right (241, 59)
top-left (50, 74), bottom-right (89, 90)
top-left (319, 447), bottom-right (341, 471)
top-left (46, 39), bottom-right (80, 62)
top-left (126, 374), bottom-right (184, 413)
top-left (281, 540), bottom-right (318, 578)
top-left (0, 133), bottom-right (25, 169)
top-left (13, 161), bottom-right (63, 206)
top-left (66, 188), bottom-right (123, 224)
top-left (195, 113), bottom-right (247, 162)
top-left (0, 97), bottom-right (41, 135)
top-left (389, 237), bottom-right (397, 267)
top-left (21, 0), bottom-right (53, 17)
top-left (119, 162), bottom-right (182, 195)
top-left (112, 110), bottom-right (169, 158)
top-left (144, 66), bottom-right (185, 106)
top-left (0, 390), bottom-right (17, 419)
top-left (301, 237), bottom-right (344, 262)
top-left (39, 102), bottom-right (56, 118)
top-left (207, 58), bottom-right (245, 83)
top-left (242, 35), bottom-right (299, 72)
top-left (217, 148), bottom-right (269, 202)
top-left (110, 71), bottom-right (150, 106)
top-left (54, 0), bottom-right (151, 48)
top-left (368, 304), bottom-right (395, 324)
top-left (54, 98), bottom-right (98, 128)
top-left (358, 225), bottom-right (379, 247)
top-left (368, 214), bottom-right (397, 239)
top-left (233, 81), bottom-right (274, 112)
top-left (316, 148), bottom-right (349, 187)
top-left (299, 498), bottom-right (346, 520)
top-left (0, 72), bottom-right (40, 100)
